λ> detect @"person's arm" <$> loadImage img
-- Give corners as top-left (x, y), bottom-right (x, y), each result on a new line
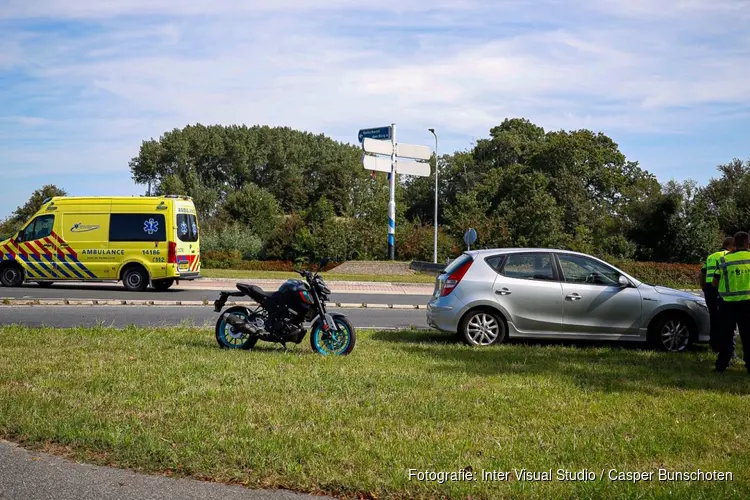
top-left (698, 262), bottom-right (707, 289)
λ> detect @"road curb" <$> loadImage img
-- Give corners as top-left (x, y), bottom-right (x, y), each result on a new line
top-left (198, 277), bottom-right (434, 287)
top-left (0, 299), bottom-right (429, 309)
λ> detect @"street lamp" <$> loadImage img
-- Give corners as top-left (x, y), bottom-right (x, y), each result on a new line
top-left (428, 128), bottom-right (438, 264)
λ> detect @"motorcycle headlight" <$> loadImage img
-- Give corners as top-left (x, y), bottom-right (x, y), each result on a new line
top-left (317, 277), bottom-right (331, 295)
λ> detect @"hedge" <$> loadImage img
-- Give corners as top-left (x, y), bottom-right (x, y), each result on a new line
top-left (614, 261), bottom-right (702, 289)
top-left (202, 252), bottom-right (339, 272)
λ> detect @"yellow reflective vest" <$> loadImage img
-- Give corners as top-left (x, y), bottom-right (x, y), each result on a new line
top-left (715, 250), bottom-right (750, 302)
top-left (703, 249), bottom-right (729, 284)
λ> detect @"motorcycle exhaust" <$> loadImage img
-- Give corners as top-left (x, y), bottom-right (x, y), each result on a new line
top-left (225, 313), bottom-right (260, 335)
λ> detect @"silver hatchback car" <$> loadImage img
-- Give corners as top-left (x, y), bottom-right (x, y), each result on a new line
top-left (426, 248), bottom-right (710, 352)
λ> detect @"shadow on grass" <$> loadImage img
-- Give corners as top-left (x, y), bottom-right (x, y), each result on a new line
top-left (371, 329), bottom-right (750, 395)
top-left (183, 336), bottom-right (310, 355)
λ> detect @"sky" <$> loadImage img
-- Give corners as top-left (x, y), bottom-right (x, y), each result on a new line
top-left (1, 0), bottom-right (749, 219)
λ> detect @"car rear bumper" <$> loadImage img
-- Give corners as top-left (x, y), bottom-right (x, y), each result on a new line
top-left (426, 294), bottom-right (463, 333)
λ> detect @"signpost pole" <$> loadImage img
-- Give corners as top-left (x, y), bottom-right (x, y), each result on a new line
top-left (388, 123), bottom-right (396, 260)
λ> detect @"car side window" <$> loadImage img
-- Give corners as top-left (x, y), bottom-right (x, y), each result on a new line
top-left (557, 254), bottom-right (619, 286)
top-left (501, 252), bottom-right (556, 281)
top-left (20, 215), bottom-right (54, 242)
top-left (485, 255), bottom-right (506, 273)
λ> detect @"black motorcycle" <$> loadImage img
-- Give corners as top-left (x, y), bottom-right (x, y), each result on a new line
top-left (212, 258), bottom-right (356, 355)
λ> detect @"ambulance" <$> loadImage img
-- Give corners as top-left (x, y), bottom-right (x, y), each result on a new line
top-left (0, 195), bottom-right (201, 291)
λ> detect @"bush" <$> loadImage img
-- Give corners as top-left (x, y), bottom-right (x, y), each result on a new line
top-left (396, 220), bottom-right (455, 262)
top-left (200, 223), bottom-right (263, 259)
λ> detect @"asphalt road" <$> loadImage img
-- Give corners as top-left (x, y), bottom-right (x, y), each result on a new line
top-left (0, 440), bottom-right (331, 500)
top-left (0, 284), bottom-right (433, 306)
top-left (0, 306), bottom-right (430, 330)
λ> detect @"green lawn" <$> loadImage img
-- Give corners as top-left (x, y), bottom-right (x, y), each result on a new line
top-left (200, 268), bottom-right (436, 283)
top-left (1, 326), bottom-right (748, 499)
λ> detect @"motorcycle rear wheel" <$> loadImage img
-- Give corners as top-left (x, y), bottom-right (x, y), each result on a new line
top-left (215, 306), bottom-right (259, 350)
top-left (310, 316), bottom-right (356, 356)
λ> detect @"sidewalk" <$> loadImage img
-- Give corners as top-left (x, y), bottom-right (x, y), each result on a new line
top-left (0, 440), bottom-right (328, 500)
top-left (182, 278), bottom-right (436, 295)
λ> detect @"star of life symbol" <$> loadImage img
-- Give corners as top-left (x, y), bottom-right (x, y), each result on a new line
top-left (180, 221), bottom-right (188, 234)
top-left (192, 222), bottom-right (198, 234)
top-left (144, 218), bottom-right (159, 235)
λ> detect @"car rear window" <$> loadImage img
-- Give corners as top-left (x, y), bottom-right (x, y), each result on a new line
top-left (443, 254), bottom-right (473, 275)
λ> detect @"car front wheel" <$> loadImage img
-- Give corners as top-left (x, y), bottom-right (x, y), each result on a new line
top-left (460, 309), bottom-right (507, 346)
top-left (649, 312), bottom-right (693, 352)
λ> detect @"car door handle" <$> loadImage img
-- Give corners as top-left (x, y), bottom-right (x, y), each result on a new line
top-left (495, 288), bottom-right (512, 295)
top-left (566, 293), bottom-right (582, 301)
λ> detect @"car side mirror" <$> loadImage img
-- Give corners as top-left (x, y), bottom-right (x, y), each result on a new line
top-left (618, 275), bottom-right (629, 287)
top-left (14, 231), bottom-right (22, 242)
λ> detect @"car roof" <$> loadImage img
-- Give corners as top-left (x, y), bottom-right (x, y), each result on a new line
top-left (467, 248), bottom-right (592, 258)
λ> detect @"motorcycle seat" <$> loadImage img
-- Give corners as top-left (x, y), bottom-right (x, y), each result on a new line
top-left (236, 283), bottom-right (274, 302)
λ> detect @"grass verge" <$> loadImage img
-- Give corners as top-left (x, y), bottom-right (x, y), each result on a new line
top-left (1, 326), bottom-right (748, 499)
top-left (200, 268), bottom-right (436, 283)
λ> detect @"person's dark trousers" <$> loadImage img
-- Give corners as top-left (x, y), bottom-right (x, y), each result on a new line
top-left (716, 299), bottom-right (748, 372)
top-left (703, 283), bottom-right (721, 352)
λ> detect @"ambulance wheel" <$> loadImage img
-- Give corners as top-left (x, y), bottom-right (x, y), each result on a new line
top-left (0, 264), bottom-right (24, 287)
top-left (152, 279), bottom-right (174, 291)
top-left (122, 265), bottom-right (149, 292)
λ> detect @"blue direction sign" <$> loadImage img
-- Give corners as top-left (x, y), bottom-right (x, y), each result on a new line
top-left (358, 126), bottom-right (391, 143)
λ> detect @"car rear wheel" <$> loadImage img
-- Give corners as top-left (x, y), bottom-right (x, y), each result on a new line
top-left (649, 312), bottom-right (693, 352)
top-left (460, 309), bottom-right (506, 346)
top-left (122, 266), bottom-right (149, 292)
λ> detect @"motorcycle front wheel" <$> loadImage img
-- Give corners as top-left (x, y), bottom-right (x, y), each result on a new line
top-left (215, 306), bottom-right (259, 350)
top-left (310, 316), bottom-right (356, 356)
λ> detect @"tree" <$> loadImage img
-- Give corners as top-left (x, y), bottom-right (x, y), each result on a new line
top-left (219, 183), bottom-right (281, 239)
top-left (0, 184), bottom-right (67, 239)
top-left (126, 119), bottom-right (745, 265)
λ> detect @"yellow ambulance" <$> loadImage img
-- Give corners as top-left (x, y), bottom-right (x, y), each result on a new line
top-left (0, 195), bottom-right (201, 291)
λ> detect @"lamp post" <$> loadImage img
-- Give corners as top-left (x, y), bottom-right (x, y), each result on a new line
top-left (428, 128), bottom-right (438, 264)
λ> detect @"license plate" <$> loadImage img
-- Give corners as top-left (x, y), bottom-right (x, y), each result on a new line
top-left (178, 262), bottom-right (189, 271)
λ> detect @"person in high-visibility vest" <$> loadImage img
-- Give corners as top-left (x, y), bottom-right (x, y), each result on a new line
top-left (711, 231), bottom-right (750, 374)
top-left (700, 236), bottom-right (735, 352)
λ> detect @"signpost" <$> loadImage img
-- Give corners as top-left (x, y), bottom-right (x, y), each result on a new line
top-left (360, 123), bottom-right (431, 259)
top-left (464, 228), bottom-right (477, 250)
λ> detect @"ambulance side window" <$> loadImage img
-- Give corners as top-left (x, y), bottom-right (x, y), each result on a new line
top-left (19, 215), bottom-right (54, 242)
top-left (110, 214), bottom-right (167, 242)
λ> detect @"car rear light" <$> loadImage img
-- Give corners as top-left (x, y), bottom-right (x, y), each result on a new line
top-left (440, 259), bottom-right (473, 296)
top-left (168, 242), bottom-right (177, 264)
